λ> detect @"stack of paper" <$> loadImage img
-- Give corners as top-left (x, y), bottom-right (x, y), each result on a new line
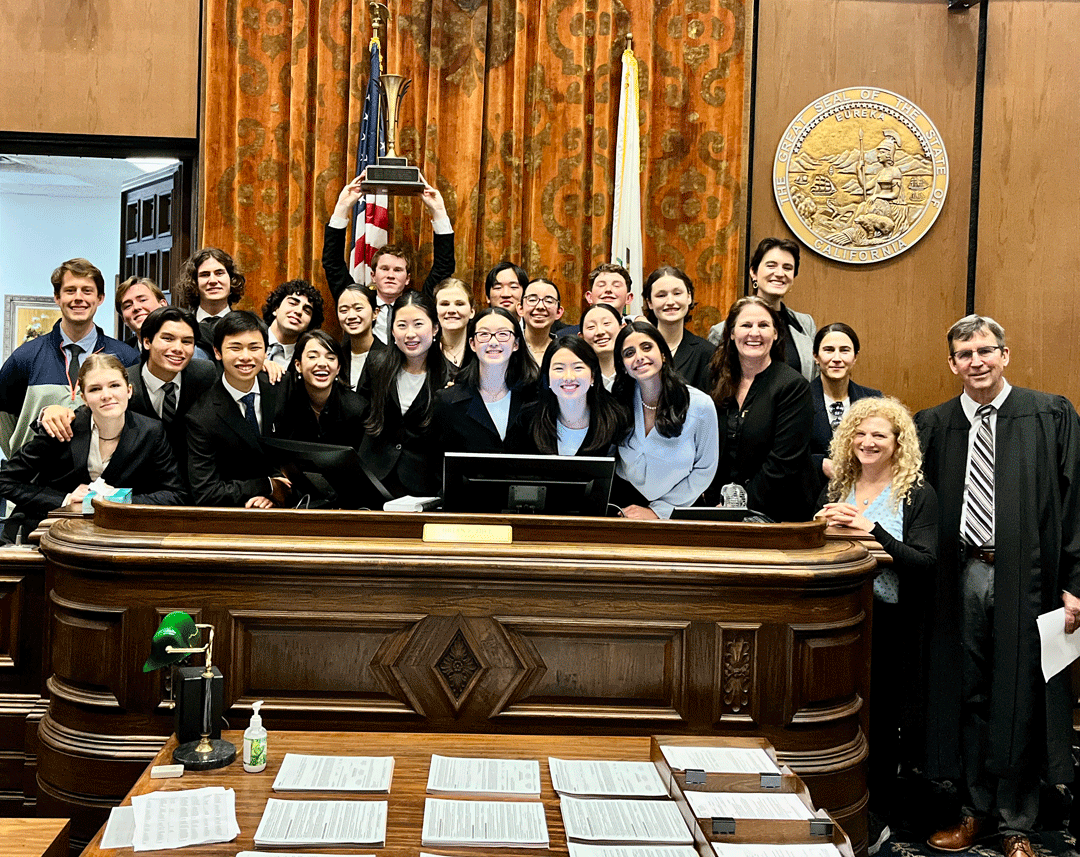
top-left (272, 753), bottom-right (394, 792)
top-left (125, 787), bottom-right (240, 851)
top-left (711, 845), bottom-right (843, 857)
top-left (660, 745), bottom-right (780, 775)
top-left (685, 791), bottom-right (814, 821)
top-left (421, 797), bottom-right (549, 847)
top-left (253, 798), bottom-right (388, 847)
top-left (549, 758), bottom-right (668, 798)
top-left (426, 754), bottom-right (541, 796)
top-left (560, 796), bottom-right (693, 845)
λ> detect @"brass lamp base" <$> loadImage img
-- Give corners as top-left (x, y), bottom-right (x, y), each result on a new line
top-left (173, 737), bottom-right (236, 770)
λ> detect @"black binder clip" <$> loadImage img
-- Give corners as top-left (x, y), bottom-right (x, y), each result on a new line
top-left (759, 771), bottom-right (781, 789)
top-left (685, 768), bottom-right (706, 785)
top-left (712, 817), bottom-right (737, 835)
top-left (810, 819), bottom-right (835, 837)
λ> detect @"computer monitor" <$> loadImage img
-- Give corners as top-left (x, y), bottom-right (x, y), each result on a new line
top-left (442, 452), bottom-right (617, 516)
top-left (261, 438), bottom-right (380, 509)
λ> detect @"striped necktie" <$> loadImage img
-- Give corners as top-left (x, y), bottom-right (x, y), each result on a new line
top-left (161, 381), bottom-right (177, 424)
top-left (962, 404), bottom-right (995, 547)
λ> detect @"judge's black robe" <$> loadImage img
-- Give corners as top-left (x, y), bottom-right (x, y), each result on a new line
top-left (915, 387), bottom-right (1080, 783)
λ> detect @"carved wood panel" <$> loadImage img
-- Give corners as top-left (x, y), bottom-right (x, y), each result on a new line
top-left (786, 614), bottom-right (866, 725)
top-left (712, 622), bottom-right (761, 725)
top-left (47, 594), bottom-right (126, 709)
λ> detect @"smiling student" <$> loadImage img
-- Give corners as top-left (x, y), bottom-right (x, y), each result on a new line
top-left (641, 266), bottom-right (714, 391)
top-left (274, 330), bottom-right (365, 447)
top-left (432, 278), bottom-right (475, 373)
top-left (519, 278), bottom-right (565, 366)
top-left (434, 308), bottom-right (537, 456)
top-left (185, 311), bottom-right (290, 508)
top-left (611, 321), bottom-right (718, 519)
top-left (336, 284), bottom-right (385, 390)
top-left (579, 303), bottom-right (623, 391)
top-left (177, 247), bottom-right (246, 348)
top-left (261, 280), bottom-right (325, 368)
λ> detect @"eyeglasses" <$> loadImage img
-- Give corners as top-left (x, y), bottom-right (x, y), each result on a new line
top-left (950, 345), bottom-right (1003, 363)
top-left (522, 295), bottom-right (559, 308)
top-left (473, 329), bottom-right (515, 343)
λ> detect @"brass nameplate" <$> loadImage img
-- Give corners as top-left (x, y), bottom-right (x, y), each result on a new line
top-left (423, 523), bottom-right (513, 544)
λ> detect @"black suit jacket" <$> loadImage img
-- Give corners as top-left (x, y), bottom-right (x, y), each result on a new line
top-left (0, 408), bottom-right (183, 535)
top-left (274, 381), bottom-right (366, 448)
top-left (322, 222), bottom-right (455, 301)
top-left (127, 360), bottom-right (218, 479)
top-left (185, 377), bottom-right (285, 506)
top-left (672, 331), bottom-right (715, 391)
top-left (809, 377), bottom-right (883, 480)
top-left (434, 384), bottom-right (533, 456)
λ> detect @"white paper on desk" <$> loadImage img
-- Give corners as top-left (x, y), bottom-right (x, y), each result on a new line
top-left (659, 745), bottom-right (779, 775)
top-left (101, 805), bottom-right (135, 849)
top-left (130, 786), bottom-right (240, 851)
top-left (712, 845), bottom-right (843, 857)
top-left (560, 796), bottom-right (693, 844)
top-left (272, 753), bottom-right (394, 792)
top-left (686, 791), bottom-right (814, 821)
top-left (1038, 607), bottom-right (1080, 681)
top-left (568, 844), bottom-right (701, 857)
top-left (421, 797), bottom-right (549, 847)
top-left (549, 758), bottom-right (668, 797)
top-left (253, 798), bottom-right (387, 846)
top-left (426, 754), bottom-right (541, 795)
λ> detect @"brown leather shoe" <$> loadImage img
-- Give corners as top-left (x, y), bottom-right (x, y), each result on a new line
top-left (1001, 835), bottom-right (1035, 857)
top-left (927, 816), bottom-right (991, 851)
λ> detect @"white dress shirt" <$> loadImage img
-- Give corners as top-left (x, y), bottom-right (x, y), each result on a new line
top-left (141, 364), bottom-right (182, 419)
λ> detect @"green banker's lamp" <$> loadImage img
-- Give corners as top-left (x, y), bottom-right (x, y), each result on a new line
top-left (144, 611), bottom-right (236, 770)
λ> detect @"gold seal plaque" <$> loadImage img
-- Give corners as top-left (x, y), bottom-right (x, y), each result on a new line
top-left (773, 88), bottom-right (948, 264)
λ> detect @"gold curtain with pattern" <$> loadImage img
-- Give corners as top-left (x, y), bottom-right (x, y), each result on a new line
top-left (200, 0), bottom-right (749, 333)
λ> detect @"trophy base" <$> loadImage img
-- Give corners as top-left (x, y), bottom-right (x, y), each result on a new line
top-left (362, 163), bottom-right (426, 196)
top-left (173, 738), bottom-right (236, 770)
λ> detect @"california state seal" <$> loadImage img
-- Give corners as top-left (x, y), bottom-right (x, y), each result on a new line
top-left (773, 88), bottom-right (949, 264)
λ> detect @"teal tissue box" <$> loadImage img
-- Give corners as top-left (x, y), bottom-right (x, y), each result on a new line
top-left (82, 487), bottom-right (133, 513)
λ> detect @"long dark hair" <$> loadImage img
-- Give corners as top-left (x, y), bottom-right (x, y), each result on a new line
top-left (454, 307), bottom-right (539, 391)
top-left (708, 296), bottom-right (785, 405)
top-left (530, 336), bottom-right (628, 454)
top-left (337, 284), bottom-right (378, 388)
top-left (363, 291), bottom-right (448, 437)
top-left (611, 321), bottom-right (690, 438)
top-left (290, 329), bottom-right (347, 397)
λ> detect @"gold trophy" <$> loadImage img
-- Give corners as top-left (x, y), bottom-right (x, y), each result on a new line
top-left (362, 3), bottom-right (425, 196)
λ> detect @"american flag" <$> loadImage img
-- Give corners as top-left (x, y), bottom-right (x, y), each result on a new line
top-left (350, 36), bottom-right (389, 284)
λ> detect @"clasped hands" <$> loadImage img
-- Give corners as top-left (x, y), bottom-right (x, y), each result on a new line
top-left (815, 502), bottom-right (874, 535)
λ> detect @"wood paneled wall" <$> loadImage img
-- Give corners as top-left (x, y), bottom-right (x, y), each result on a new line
top-left (751, 1), bottom-right (979, 413)
top-left (976, 2), bottom-right (1080, 402)
top-left (0, 0), bottom-right (199, 138)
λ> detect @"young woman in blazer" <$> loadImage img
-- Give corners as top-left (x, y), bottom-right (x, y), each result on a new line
top-left (275, 330), bottom-right (366, 447)
top-left (0, 354), bottom-right (183, 541)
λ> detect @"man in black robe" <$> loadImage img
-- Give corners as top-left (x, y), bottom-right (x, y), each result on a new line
top-left (917, 315), bottom-right (1080, 857)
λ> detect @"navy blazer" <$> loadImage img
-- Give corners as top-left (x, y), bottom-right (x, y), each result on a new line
top-left (185, 376), bottom-right (285, 506)
top-left (809, 377), bottom-right (883, 479)
top-left (0, 408), bottom-right (183, 537)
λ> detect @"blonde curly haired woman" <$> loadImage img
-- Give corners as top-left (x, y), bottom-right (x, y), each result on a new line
top-left (817, 396), bottom-right (938, 854)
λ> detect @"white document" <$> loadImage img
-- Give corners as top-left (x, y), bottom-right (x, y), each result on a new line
top-left (421, 797), bottom-right (549, 847)
top-left (549, 757), bottom-right (668, 797)
top-left (686, 791), bottom-right (814, 821)
top-left (712, 845), bottom-right (843, 857)
top-left (560, 796), bottom-right (693, 844)
top-left (253, 798), bottom-right (388, 847)
top-left (426, 754), bottom-right (541, 795)
top-left (1038, 607), bottom-right (1080, 681)
top-left (130, 787), bottom-right (240, 852)
top-left (271, 753), bottom-right (394, 792)
top-left (101, 805), bottom-right (135, 849)
top-left (568, 844), bottom-right (701, 857)
top-left (660, 745), bottom-right (779, 775)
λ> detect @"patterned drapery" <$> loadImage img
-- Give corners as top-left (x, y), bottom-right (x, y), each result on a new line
top-left (200, 0), bottom-right (750, 334)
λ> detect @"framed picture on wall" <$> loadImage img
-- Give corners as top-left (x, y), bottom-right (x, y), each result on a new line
top-left (4, 295), bottom-right (61, 362)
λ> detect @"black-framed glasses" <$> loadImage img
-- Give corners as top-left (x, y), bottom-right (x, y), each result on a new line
top-left (950, 345), bottom-right (1003, 363)
top-left (473, 329), bottom-right (515, 343)
top-left (522, 295), bottom-right (559, 308)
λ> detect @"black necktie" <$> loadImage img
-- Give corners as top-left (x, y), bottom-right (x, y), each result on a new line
top-left (66, 344), bottom-right (84, 388)
top-left (240, 391), bottom-right (260, 434)
top-left (161, 382), bottom-right (177, 424)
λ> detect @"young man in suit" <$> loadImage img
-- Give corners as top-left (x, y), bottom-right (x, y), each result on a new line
top-left (0, 258), bottom-right (138, 457)
top-left (918, 316), bottom-right (1080, 857)
top-left (261, 279), bottom-right (324, 368)
top-left (116, 276), bottom-right (167, 341)
top-left (321, 174), bottom-right (455, 343)
top-left (176, 247), bottom-right (246, 349)
top-left (185, 311), bottom-right (290, 508)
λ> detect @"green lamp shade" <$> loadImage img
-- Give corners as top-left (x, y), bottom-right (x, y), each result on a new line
top-left (143, 611), bottom-right (200, 672)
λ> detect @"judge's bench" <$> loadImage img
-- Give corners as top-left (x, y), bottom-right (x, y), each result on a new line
top-left (0, 502), bottom-right (877, 853)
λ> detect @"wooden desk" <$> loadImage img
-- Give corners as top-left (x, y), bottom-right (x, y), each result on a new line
top-left (79, 730), bottom-right (844, 857)
top-left (0, 818), bottom-right (69, 857)
top-left (36, 504), bottom-right (875, 854)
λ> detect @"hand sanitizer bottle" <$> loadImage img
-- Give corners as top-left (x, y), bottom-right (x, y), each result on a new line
top-left (243, 700), bottom-right (267, 772)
